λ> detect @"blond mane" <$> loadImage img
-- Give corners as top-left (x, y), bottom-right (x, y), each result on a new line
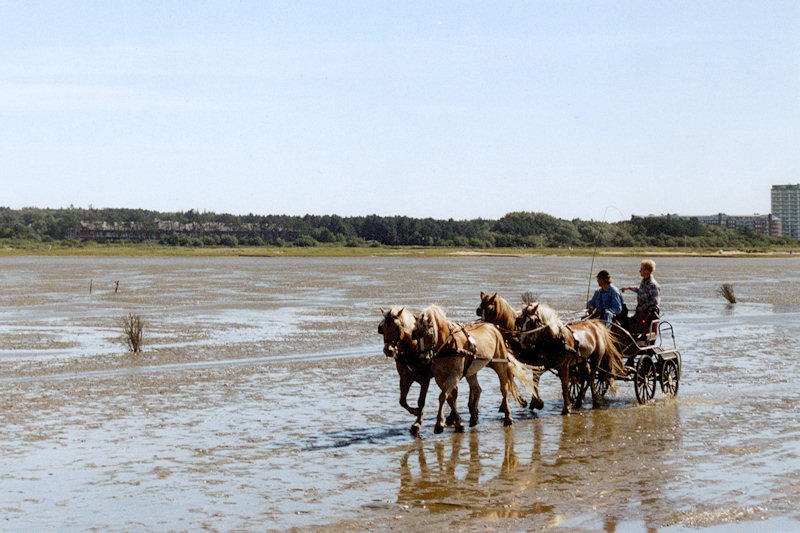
top-left (522, 302), bottom-right (563, 338)
top-left (390, 305), bottom-right (416, 335)
top-left (417, 304), bottom-right (449, 349)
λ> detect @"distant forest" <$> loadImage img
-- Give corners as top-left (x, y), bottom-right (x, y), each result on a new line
top-left (0, 206), bottom-right (794, 249)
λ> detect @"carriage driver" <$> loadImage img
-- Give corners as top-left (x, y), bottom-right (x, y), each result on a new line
top-left (621, 259), bottom-right (661, 333)
top-left (586, 270), bottom-right (624, 326)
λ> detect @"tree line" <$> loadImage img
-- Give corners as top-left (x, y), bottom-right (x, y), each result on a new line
top-left (0, 206), bottom-right (794, 249)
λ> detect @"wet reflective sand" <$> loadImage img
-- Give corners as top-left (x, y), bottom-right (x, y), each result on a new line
top-left (1, 255), bottom-right (799, 531)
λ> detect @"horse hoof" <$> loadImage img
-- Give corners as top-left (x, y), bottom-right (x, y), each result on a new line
top-left (503, 418), bottom-right (513, 427)
top-left (561, 408), bottom-right (571, 415)
top-left (434, 425), bottom-right (444, 434)
top-left (445, 414), bottom-right (456, 426)
top-left (410, 424), bottom-right (420, 436)
top-left (454, 424), bottom-right (465, 433)
top-left (469, 416), bottom-right (479, 427)
top-left (530, 398), bottom-right (544, 410)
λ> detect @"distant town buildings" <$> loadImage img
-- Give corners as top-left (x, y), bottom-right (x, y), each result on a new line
top-left (661, 213), bottom-right (782, 237)
top-left (633, 184), bottom-right (800, 239)
top-left (771, 184), bottom-right (800, 239)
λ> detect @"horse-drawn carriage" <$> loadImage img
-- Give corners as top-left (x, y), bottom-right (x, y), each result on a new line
top-left (478, 292), bottom-right (682, 414)
top-left (569, 318), bottom-right (682, 406)
top-left (379, 291), bottom-right (683, 434)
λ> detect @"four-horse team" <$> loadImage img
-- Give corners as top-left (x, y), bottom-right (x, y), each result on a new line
top-left (378, 260), bottom-right (680, 435)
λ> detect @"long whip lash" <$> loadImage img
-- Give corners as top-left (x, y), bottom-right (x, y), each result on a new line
top-left (586, 205), bottom-right (625, 303)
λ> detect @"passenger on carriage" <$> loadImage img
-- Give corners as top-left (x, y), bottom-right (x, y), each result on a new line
top-left (621, 259), bottom-right (661, 333)
top-left (586, 270), bottom-right (624, 327)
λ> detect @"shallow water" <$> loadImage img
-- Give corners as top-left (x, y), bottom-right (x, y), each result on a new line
top-left (1, 255), bottom-right (799, 531)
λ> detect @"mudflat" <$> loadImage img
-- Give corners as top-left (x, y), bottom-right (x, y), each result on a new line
top-left (2, 255), bottom-right (799, 531)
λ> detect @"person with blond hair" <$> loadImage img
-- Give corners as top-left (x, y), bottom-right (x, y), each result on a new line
top-left (622, 259), bottom-right (661, 332)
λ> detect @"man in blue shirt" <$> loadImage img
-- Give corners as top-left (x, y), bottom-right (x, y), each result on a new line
top-left (587, 270), bottom-right (623, 326)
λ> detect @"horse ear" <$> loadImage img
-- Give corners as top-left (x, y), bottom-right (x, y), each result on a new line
top-left (398, 306), bottom-right (405, 315)
top-left (491, 292), bottom-right (497, 300)
top-left (480, 291), bottom-right (486, 298)
top-left (532, 303), bottom-right (539, 313)
top-left (379, 307), bottom-right (385, 314)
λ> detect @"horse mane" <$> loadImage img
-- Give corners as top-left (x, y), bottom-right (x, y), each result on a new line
top-left (494, 294), bottom-right (518, 324)
top-left (523, 302), bottom-right (563, 338)
top-left (389, 305), bottom-right (416, 334)
top-left (418, 304), bottom-right (449, 348)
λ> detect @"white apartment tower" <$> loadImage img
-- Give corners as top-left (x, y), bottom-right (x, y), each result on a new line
top-left (771, 184), bottom-right (800, 239)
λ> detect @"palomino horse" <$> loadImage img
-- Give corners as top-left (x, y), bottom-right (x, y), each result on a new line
top-left (476, 292), bottom-right (545, 410)
top-left (379, 306), bottom-right (459, 434)
top-left (414, 305), bottom-right (534, 433)
top-left (518, 302), bottom-right (625, 415)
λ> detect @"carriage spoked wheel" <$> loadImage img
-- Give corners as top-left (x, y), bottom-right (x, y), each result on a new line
top-left (634, 354), bottom-right (657, 404)
top-left (568, 372), bottom-right (584, 406)
top-left (660, 358), bottom-right (680, 397)
top-left (593, 371), bottom-right (610, 400)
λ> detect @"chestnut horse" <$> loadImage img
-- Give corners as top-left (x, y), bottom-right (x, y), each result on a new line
top-left (414, 305), bottom-right (533, 433)
top-left (476, 292), bottom-right (545, 410)
top-left (379, 306), bottom-right (459, 434)
top-left (518, 302), bottom-right (625, 415)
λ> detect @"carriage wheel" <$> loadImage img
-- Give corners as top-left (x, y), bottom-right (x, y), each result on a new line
top-left (568, 373), bottom-right (584, 406)
top-left (594, 372), bottom-right (610, 400)
top-left (634, 354), bottom-right (656, 404)
top-left (660, 358), bottom-right (680, 397)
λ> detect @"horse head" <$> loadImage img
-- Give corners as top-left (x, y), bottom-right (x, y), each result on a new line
top-left (379, 306), bottom-right (417, 357)
top-left (414, 305), bottom-right (450, 354)
top-left (519, 302), bottom-right (563, 348)
top-left (477, 292), bottom-right (517, 331)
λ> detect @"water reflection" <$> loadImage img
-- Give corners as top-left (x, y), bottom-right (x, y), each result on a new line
top-left (397, 402), bottom-right (683, 530)
top-left (398, 428), bottom-right (555, 523)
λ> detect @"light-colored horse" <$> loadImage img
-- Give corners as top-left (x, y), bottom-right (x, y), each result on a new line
top-left (414, 305), bottom-right (534, 433)
top-left (379, 306), bottom-right (459, 435)
top-left (518, 302), bottom-right (625, 415)
top-left (476, 291), bottom-right (545, 410)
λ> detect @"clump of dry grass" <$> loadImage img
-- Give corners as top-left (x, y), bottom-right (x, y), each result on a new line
top-left (717, 283), bottom-right (736, 304)
top-left (122, 313), bottom-right (144, 353)
top-left (521, 291), bottom-right (539, 305)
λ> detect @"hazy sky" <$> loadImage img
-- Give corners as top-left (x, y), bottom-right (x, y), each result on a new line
top-left (2, 1), bottom-right (798, 222)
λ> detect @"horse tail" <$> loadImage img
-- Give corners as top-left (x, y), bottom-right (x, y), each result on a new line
top-left (597, 323), bottom-right (626, 378)
top-left (505, 350), bottom-right (536, 406)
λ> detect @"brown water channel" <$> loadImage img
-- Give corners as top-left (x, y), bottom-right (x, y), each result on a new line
top-left (1, 255), bottom-right (799, 531)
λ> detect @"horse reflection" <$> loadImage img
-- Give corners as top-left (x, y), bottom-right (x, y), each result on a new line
top-left (396, 402), bottom-right (682, 531)
top-left (397, 427), bottom-right (555, 525)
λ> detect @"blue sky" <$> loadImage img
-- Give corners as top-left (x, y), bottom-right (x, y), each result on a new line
top-left (1, 1), bottom-right (798, 221)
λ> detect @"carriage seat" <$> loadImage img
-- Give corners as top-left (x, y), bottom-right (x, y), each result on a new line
top-left (633, 319), bottom-right (659, 346)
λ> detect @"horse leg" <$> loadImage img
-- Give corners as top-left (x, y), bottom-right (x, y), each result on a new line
top-left (445, 386), bottom-right (459, 427)
top-left (410, 378), bottom-right (430, 435)
top-left (490, 361), bottom-right (514, 426)
top-left (558, 362), bottom-right (571, 415)
top-left (465, 374), bottom-right (482, 427)
top-left (529, 365), bottom-right (545, 410)
top-left (435, 375), bottom-right (462, 434)
top-left (397, 365), bottom-right (419, 417)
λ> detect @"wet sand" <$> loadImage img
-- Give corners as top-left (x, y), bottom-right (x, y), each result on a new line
top-left (2, 255), bottom-right (799, 531)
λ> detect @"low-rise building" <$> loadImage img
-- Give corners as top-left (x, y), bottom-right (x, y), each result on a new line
top-left (661, 213), bottom-right (782, 237)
